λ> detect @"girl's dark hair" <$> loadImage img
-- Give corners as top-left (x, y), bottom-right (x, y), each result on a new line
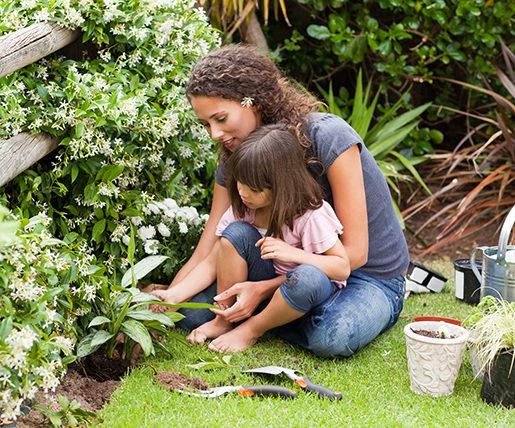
top-left (186, 44), bottom-right (322, 155)
top-left (227, 124), bottom-right (323, 239)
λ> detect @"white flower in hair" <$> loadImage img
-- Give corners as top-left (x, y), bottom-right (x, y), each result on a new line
top-left (241, 97), bottom-right (254, 108)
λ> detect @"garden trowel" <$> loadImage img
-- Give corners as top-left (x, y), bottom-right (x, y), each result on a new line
top-left (244, 366), bottom-right (342, 400)
top-left (177, 385), bottom-right (298, 399)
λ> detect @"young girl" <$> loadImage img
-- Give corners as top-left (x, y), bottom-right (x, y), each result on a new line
top-left (152, 44), bottom-right (407, 358)
top-left (187, 124), bottom-right (349, 352)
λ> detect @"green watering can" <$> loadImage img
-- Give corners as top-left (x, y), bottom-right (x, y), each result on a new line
top-left (471, 204), bottom-right (515, 302)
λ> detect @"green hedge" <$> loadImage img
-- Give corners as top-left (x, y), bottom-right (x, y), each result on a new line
top-left (273, 0), bottom-right (513, 92)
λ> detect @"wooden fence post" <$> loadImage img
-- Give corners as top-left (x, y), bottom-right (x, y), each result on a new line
top-left (0, 133), bottom-right (59, 187)
top-left (0, 22), bottom-right (79, 78)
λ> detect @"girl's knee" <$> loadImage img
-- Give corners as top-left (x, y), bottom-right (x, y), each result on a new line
top-left (220, 221), bottom-right (261, 255)
top-left (221, 221), bottom-right (258, 243)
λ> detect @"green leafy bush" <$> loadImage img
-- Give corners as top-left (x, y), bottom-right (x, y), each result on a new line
top-left (0, 206), bottom-right (107, 424)
top-left (282, 0), bottom-right (513, 86)
top-left (0, 0), bottom-right (220, 281)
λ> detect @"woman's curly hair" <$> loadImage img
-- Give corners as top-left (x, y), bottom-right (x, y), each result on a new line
top-left (185, 44), bottom-right (322, 152)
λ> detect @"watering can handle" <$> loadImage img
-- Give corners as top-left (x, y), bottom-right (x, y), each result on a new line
top-left (470, 247), bottom-right (486, 282)
top-left (497, 204), bottom-right (515, 262)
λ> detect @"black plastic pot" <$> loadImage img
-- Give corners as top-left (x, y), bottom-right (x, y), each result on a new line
top-left (480, 350), bottom-right (515, 408)
top-left (454, 258), bottom-right (482, 305)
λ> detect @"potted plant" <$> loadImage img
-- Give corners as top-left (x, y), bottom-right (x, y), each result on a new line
top-left (463, 296), bottom-right (500, 380)
top-left (404, 320), bottom-right (469, 396)
top-left (467, 298), bottom-right (515, 408)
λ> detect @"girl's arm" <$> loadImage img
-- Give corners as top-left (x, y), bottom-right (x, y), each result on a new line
top-left (258, 237), bottom-right (350, 282)
top-left (170, 183), bottom-right (230, 286)
top-left (326, 145), bottom-right (369, 271)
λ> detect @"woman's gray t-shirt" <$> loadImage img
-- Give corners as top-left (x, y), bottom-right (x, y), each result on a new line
top-left (215, 113), bottom-right (410, 279)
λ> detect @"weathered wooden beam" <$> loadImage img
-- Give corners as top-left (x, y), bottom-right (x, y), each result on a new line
top-left (0, 132), bottom-right (59, 187)
top-left (0, 22), bottom-right (79, 77)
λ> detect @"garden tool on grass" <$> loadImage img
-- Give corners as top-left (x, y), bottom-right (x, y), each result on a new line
top-left (177, 385), bottom-right (298, 399)
top-left (244, 366), bottom-right (342, 400)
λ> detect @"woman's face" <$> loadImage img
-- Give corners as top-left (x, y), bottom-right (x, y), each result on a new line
top-left (190, 96), bottom-right (261, 152)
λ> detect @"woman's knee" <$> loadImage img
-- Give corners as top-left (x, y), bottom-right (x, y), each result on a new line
top-left (280, 265), bottom-right (333, 313)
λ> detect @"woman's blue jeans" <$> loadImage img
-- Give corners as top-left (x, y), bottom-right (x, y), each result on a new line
top-left (177, 221), bottom-right (405, 358)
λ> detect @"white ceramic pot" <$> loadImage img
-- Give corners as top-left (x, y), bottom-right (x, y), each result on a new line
top-left (404, 321), bottom-right (470, 396)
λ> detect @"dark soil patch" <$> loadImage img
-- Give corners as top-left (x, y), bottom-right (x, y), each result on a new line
top-left (15, 368), bottom-right (119, 428)
top-left (155, 371), bottom-right (209, 391)
top-left (411, 328), bottom-right (457, 339)
top-left (77, 352), bottom-right (133, 381)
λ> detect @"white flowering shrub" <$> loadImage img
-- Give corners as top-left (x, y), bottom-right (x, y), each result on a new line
top-left (0, 206), bottom-right (107, 424)
top-left (124, 197), bottom-right (208, 281)
top-left (0, 0), bottom-right (220, 278)
top-left (0, 2), bottom-right (220, 422)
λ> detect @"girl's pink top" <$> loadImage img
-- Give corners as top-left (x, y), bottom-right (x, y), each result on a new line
top-left (216, 200), bottom-right (345, 288)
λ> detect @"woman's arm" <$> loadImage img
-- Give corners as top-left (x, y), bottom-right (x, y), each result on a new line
top-left (326, 145), bottom-right (369, 271)
top-left (168, 240), bottom-right (220, 302)
top-left (210, 275), bottom-right (285, 323)
top-left (170, 183), bottom-right (230, 286)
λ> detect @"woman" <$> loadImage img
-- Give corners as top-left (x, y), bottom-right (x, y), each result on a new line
top-left (155, 44), bottom-right (408, 357)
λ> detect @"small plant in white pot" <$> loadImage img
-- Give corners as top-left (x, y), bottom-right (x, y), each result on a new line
top-left (404, 320), bottom-right (469, 396)
top-left (469, 298), bottom-right (515, 408)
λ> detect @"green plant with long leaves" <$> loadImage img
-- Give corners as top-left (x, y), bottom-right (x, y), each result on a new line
top-left (401, 41), bottom-right (515, 256)
top-left (77, 238), bottom-right (216, 362)
top-left (467, 297), bottom-right (515, 375)
top-left (318, 70), bottom-right (440, 225)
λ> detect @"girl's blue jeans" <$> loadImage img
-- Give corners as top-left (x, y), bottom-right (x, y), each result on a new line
top-left (177, 221), bottom-right (405, 358)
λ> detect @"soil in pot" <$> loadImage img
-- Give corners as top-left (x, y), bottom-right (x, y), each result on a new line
top-left (480, 351), bottom-right (515, 408)
top-left (411, 328), bottom-right (458, 339)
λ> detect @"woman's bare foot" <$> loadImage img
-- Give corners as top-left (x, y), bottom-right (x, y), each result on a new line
top-left (187, 316), bottom-right (233, 345)
top-left (149, 289), bottom-right (180, 312)
top-left (208, 321), bottom-right (262, 353)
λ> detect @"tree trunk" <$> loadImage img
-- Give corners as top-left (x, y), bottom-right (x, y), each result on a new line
top-left (240, 10), bottom-right (268, 51)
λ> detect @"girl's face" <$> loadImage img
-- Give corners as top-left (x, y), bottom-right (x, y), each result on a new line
top-left (190, 96), bottom-right (261, 152)
top-left (236, 182), bottom-right (272, 210)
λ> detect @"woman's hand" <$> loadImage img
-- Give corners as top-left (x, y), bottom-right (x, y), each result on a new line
top-left (211, 281), bottom-right (264, 323)
top-left (256, 236), bottom-right (303, 264)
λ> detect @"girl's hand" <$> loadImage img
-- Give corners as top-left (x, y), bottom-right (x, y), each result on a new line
top-left (211, 281), bottom-right (263, 323)
top-left (256, 236), bottom-right (303, 264)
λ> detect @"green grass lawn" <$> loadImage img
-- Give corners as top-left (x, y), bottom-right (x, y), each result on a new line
top-left (98, 260), bottom-right (515, 427)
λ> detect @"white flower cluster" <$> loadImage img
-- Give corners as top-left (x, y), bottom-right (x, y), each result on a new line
top-left (122, 198), bottom-right (208, 256)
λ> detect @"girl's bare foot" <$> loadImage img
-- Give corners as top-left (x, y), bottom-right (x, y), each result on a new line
top-left (139, 283), bottom-right (168, 293)
top-left (187, 316), bottom-right (233, 345)
top-left (208, 321), bottom-right (261, 353)
top-left (149, 289), bottom-right (180, 312)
